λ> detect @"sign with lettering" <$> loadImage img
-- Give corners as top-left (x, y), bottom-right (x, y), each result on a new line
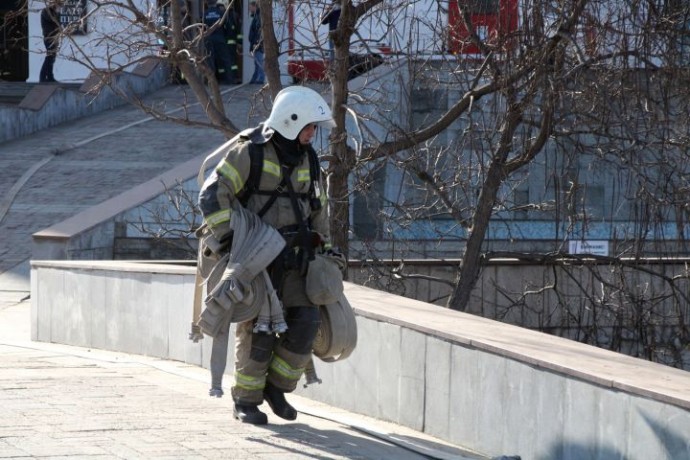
top-left (60, 0), bottom-right (88, 35)
top-left (568, 240), bottom-right (609, 256)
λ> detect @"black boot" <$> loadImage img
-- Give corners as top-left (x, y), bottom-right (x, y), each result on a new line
top-left (208, 387), bottom-right (224, 398)
top-left (233, 403), bottom-right (268, 425)
top-left (263, 383), bottom-right (297, 421)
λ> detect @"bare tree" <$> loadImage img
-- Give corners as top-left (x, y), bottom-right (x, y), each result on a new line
top-left (329, 0), bottom-right (690, 308)
top-left (46, 0), bottom-right (690, 365)
top-left (349, 1), bottom-right (690, 366)
top-left (53, 0), bottom-right (243, 133)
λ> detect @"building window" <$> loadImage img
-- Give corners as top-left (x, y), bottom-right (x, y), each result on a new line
top-left (513, 188), bottom-right (529, 220)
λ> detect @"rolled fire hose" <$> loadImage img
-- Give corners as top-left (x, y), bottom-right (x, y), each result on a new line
top-left (304, 293), bottom-right (358, 386)
top-left (193, 206), bottom-right (286, 338)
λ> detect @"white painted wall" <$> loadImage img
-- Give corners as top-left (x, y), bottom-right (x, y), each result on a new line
top-left (28, 0), bottom-right (158, 83)
top-left (23, 0), bottom-right (475, 85)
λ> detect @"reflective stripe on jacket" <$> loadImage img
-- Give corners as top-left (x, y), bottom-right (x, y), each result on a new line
top-left (198, 136), bottom-right (330, 246)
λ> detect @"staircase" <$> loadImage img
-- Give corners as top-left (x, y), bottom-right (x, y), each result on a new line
top-left (0, 81), bottom-right (36, 105)
top-left (0, 59), bottom-right (169, 144)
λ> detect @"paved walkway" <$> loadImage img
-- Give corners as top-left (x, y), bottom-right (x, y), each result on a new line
top-left (0, 278), bottom-right (480, 460)
top-left (0, 85), bottom-right (485, 460)
top-left (0, 83), bottom-right (273, 274)
top-left (0, 302), bottom-right (477, 460)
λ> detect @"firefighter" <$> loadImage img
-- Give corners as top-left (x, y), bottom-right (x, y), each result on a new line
top-left (198, 86), bottom-right (336, 425)
top-left (320, 0), bottom-right (341, 63)
top-left (157, 0), bottom-right (191, 84)
top-left (223, 2), bottom-right (242, 84)
top-left (203, 0), bottom-right (234, 84)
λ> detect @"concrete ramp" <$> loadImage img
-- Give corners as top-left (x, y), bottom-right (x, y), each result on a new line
top-left (0, 84), bottom-right (270, 275)
top-left (0, 298), bottom-right (484, 460)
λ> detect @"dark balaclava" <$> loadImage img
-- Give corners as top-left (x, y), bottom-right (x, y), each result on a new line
top-left (271, 130), bottom-right (313, 167)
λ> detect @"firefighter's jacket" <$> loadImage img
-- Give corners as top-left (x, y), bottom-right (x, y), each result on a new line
top-left (198, 125), bottom-right (330, 250)
top-left (203, 5), bottom-right (228, 43)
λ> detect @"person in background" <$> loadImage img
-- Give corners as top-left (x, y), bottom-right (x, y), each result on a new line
top-left (320, 0), bottom-right (341, 63)
top-left (156, 0), bottom-right (191, 84)
top-left (203, 0), bottom-right (234, 84)
top-left (248, 0), bottom-right (264, 84)
top-left (224, 2), bottom-right (242, 84)
top-left (40, 0), bottom-right (62, 83)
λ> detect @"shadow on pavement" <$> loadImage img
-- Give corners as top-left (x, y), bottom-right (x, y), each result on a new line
top-left (260, 421), bottom-right (483, 460)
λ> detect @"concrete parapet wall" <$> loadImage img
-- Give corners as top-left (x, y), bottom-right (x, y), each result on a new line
top-left (349, 258), bottom-right (690, 369)
top-left (0, 59), bottom-right (169, 144)
top-left (31, 260), bottom-right (690, 460)
top-left (31, 261), bottom-right (208, 367)
top-left (32, 155), bottom-right (204, 262)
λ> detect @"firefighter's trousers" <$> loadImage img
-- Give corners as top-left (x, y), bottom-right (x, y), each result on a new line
top-left (231, 268), bottom-right (321, 405)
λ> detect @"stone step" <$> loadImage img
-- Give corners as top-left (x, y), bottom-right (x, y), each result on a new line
top-left (0, 82), bottom-right (36, 105)
top-left (0, 81), bottom-right (81, 105)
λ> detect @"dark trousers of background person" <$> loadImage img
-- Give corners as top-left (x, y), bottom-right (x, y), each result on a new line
top-left (40, 38), bottom-right (58, 82)
top-left (207, 38), bottom-right (234, 84)
top-left (227, 43), bottom-right (240, 83)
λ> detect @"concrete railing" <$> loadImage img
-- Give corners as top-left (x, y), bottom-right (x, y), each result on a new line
top-left (32, 154), bottom-right (205, 262)
top-left (31, 260), bottom-right (690, 460)
top-left (0, 59), bottom-right (169, 144)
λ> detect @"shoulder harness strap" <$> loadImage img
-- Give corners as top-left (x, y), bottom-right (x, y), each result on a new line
top-left (239, 143), bottom-right (321, 217)
top-left (307, 147), bottom-right (319, 195)
top-left (237, 142), bottom-right (264, 208)
top-left (306, 147), bottom-right (323, 212)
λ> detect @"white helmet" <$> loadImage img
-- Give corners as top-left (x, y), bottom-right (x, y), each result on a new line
top-left (265, 86), bottom-right (336, 140)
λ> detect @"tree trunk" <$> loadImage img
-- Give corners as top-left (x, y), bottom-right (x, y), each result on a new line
top-left (326, 1), bottom-right (357, 256)
top-left (447, 161), bottom-right (505, 311)
top-left (447, 108), bottom-right (522, 311)
top-left (259, 0), bottom-right (280, 97)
